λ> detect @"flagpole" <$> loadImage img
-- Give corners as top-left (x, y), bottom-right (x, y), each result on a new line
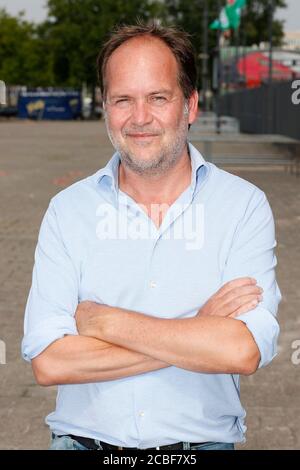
top-left (268, 0), bottom-right (274, 85)
top-left (241, 6), bottom-right (247, 88)
top-left (267, 0), bottom-right (274, 133)
top-left (201, 0), bottom-right (208, 112)
top-left (216, 0), bottom-right (222, 134)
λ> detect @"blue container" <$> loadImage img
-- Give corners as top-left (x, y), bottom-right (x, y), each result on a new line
top-left (18, 91), bottom-right (82, 120)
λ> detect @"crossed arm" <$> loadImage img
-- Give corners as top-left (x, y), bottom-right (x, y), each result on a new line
top-left (32, 278), bottom-right (262, 386)
top-left (29, 189), bottom-right (281, 386)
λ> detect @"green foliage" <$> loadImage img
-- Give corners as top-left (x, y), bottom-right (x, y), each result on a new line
top-left (163, 0), bottom-right (286, 49)
top-left (45, 0), bottom-right (165, 87)
top-left (0, 1), bottom-right (287, 88)
top-left (162, 0), bottom-right (287, 88)
top-left (0, 9), bottom-right (55, 86)
top-left (240, 0), bottom-right (286, 46)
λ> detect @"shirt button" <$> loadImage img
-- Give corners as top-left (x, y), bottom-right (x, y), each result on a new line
top-left (139, 411), bottom-right (145, 417)
top-left (150, 281), bottom-right (157, 288)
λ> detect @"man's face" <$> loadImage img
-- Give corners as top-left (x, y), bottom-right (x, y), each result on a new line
top-left (103, 36), bottom-right (198, 175)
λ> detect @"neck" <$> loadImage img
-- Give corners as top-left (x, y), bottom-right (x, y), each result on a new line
top-left (118, 145), bottom-right (192, 205)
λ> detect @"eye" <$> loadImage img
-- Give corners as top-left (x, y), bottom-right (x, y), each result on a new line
top-left (150, 96), bottom-right (168, 105)
top-left (114, 98), bottom-right (132, 108)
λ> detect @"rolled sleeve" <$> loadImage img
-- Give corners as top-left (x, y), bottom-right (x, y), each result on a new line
top-left (235, 306), bottom-right (280, 368)
top-left (22, 200), bottom-right (79, 362)
top-left (222, 188), bottom-right (282, 369)
top-left (22, 314), bottom-right (78, 362)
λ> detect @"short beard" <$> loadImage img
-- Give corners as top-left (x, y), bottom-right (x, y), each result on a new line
top-left (104, 103), bottom-right (190, 177)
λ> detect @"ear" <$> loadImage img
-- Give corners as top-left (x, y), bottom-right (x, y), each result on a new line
top-left (187, 90), bottom-right (198, 125)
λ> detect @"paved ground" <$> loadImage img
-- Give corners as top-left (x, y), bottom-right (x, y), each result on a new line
top-left (0, 121), bottom-right (299, 450)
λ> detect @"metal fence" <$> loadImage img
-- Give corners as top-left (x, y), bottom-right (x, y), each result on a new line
top-left (219, 80), bottom-right (300, 140)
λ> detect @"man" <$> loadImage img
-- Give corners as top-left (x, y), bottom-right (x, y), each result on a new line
top-left (22, 22), bottom-right (281, 451)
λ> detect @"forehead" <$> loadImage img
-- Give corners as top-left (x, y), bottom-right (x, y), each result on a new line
top-left (105, 36), bottom-right (180, 94)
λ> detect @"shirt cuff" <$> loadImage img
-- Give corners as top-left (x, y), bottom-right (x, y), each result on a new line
top-left (235, 306), bottom-right (280, 369)
top-left (21, 315), bottom-right (78, 362)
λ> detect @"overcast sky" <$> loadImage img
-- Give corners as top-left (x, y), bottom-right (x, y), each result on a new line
top-left (0, 0), bottom-right (299, 31)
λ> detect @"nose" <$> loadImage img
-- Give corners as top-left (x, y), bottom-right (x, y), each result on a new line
top-left (130, 99), bottom-right (153, 127)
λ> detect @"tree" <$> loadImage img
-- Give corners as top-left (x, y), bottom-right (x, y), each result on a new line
top-left (45, 0), bottom-right (165, 89)
top-left (240, 0), bottom-right (286, 47)
top-left (0, 9), bottom-right (55, 87)
top-left (162, 0), bottom-right (287, 89)
top-left (0, 9), bottom-right (33, 85)
top-left (0, 0), bottom-right (287, 92)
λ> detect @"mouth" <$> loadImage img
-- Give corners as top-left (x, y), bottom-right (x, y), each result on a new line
top-left (127, 133), bottom-right (160, 140)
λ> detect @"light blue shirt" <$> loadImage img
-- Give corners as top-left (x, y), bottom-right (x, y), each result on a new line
top-left (22, 142), bottom-right (281, 447)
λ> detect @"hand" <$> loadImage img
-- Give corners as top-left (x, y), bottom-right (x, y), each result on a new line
top-left (75, 301), bottom-right (107, 336)
top-left (197, 277), bottom-right (263, 319)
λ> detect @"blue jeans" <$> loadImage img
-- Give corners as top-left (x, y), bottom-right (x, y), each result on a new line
top-left (50, 434), bottom-right (234, 451)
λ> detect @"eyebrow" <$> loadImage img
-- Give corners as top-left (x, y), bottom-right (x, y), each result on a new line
top-left (148, 89), bottom-right (173, 96)
top-left (109, 89), bottom-right (173, 100)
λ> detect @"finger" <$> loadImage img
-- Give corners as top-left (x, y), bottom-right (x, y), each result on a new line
top-left (214, 277), bottom-right (257, 297)
top-left (219, 285), bottom-right (263, 304)
top-left (217, 294), bottom-right (262, 317)
top-left (228, 298), bottom-right (260, 318)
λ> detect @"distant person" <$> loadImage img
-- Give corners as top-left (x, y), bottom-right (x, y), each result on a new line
top-left (22, 21), bottom-right (281, 451)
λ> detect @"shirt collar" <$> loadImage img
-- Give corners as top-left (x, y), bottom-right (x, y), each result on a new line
top-left (95, 141), bottom-right (208, 196)
top-left (188, 142), bottom-right (209, 196)
top-left (95, 151), bottom-right (120, 195)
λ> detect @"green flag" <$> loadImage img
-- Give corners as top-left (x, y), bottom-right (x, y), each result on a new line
top-left (226, 0), bottom-right (246, 30)
top-left (210, 0), bottom-right (246, 31)
top-left (209, 5), bottom-right (230, 31)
